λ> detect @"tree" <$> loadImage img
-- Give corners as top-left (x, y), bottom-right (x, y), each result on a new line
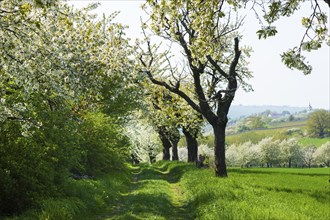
top-left (0, 1), bottom-right (135, 215)
top-left (237, 141), bottom-right (260, 167)
top-left (307, 110), bottom-right (330, 138)
top-left (313, 141), bottom-right (330, 167)
top-left (142, 81), bottom-right (203, 162)
top-left (279, 138), bottom-right (302, 168)
top-left (125, 113), bottom-right (161, 164)
top-left (182, 126), bottom-right (199, 162)
top-left (302, 145), bottom-right (316, 168)
top-left (246, 116), bottom-right (267, 129)
top-left (1, 1), bottom-right (133, 126)
top-left (140, 0), bottom-right (252, 177)
top-left (258, 137), bottom-right (280, 167)
top-left (143, 85), bottom-right (181, 160)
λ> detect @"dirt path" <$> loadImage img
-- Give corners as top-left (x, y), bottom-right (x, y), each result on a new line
top-left (169, 183), bottom-right (191, 219)
top-left (98, 164), bottom-right (193, 219)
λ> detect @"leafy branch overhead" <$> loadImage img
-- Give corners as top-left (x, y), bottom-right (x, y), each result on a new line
top-left (251, 0), bottom-right (329, 74)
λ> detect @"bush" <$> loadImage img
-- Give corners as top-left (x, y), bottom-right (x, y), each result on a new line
top-left (0, 111), bottom-right (130, 216)
top-left (77, 112), bottom-right (130, 176)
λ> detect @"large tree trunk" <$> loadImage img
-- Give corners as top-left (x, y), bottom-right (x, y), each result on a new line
top-left (158, 129), bottom-right (171, 160)
top-left (182, 127), bottom-right (198, 162)
top-left (213, 124), bottom-right (228, 177)
top-left (171, 138), bottom-right (179, 161)
top-left (162, 143), bottom-right (171, 160)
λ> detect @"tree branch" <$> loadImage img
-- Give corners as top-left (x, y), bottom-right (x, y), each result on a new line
top-left (142, 68), bottom-right (202, 114)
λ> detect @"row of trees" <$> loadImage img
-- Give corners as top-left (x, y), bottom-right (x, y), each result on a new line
top-left (136, 0), bottom-right (329, 176)
top-left (226, 138), bottom-right (330, 168)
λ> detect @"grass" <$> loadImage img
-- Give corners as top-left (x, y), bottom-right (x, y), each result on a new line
top-left (99, 162), bottom-right (193, 220)
top-left (269, 120), bottom-right (307, 128)
top-left (100, 161), bottom-right (330, 220)
top-left (299, 137), bottom-right (330, 147)
top-left (181, 165), bottom-right (330, 220)
top-left (7, 162), bottom-right (330, 220)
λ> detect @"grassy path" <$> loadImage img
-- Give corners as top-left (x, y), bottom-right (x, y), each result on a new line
top-left (98, 163), bottom-right (193, 220)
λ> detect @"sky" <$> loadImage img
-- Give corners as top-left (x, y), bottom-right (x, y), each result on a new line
top-left (68, 0), bottom-right (330, 109)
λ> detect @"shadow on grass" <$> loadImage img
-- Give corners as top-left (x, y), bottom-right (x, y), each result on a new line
top-left (138, 162), bottom-right (195, 183)
top-left (99, 162), bottom-right (195, 220)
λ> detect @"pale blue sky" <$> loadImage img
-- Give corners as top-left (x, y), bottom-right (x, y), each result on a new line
top-left (69, 0), bottom-right (329, 109)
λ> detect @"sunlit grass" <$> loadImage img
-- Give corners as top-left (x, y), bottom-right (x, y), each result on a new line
top-left (8, 162), bottom-right (329, 220)
top-left (299, 137), bottom-right (330, 147)
top-left (181, 166), bottom-right (330, 220)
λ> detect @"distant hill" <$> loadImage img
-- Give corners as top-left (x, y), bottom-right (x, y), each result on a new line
top-left (228, 105), bottom-right (307, 119)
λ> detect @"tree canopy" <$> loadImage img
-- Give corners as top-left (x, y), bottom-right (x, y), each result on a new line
top-left (0, 1), bottom-right (137, 215)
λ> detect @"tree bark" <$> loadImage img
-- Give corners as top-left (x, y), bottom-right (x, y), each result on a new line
top-left (213, 124), bottom-right (228, 177)
top-left (158, 129), bottom-right (171, 160)
top-left (182, 127), bottom-right (198, 162)
top-left (162, 147), bottom-right (170, 160)
top-left (171, 137), bottom-right (179, 161)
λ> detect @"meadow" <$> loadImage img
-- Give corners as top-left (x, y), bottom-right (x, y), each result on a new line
top-left (6, 161), bottom-right (329, 219)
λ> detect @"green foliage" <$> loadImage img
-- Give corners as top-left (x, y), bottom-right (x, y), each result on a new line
top-left (0, 1), bottom-right (136, 216)
top-left (6, 170), bottom-right (130, 220)
top-left (0, 110), bottom-right (81, 215)
top-left (281, 49), bottom-right (312, 75)
top-left (78, 112), bottom-right (130, 176)
top-left (256, 26), bottom-right (278, 39)
top-left (307, 110), bottom-right (330, 138)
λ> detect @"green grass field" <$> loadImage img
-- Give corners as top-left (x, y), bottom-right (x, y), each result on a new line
top-left (299, 137), bottom-right (330, 147)
top-left (9, 162), bottom-right (330, 220)
top-left (99, 162), bottom-right (330, 220)
top-left (181, 164), bottom-right (330, 220)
